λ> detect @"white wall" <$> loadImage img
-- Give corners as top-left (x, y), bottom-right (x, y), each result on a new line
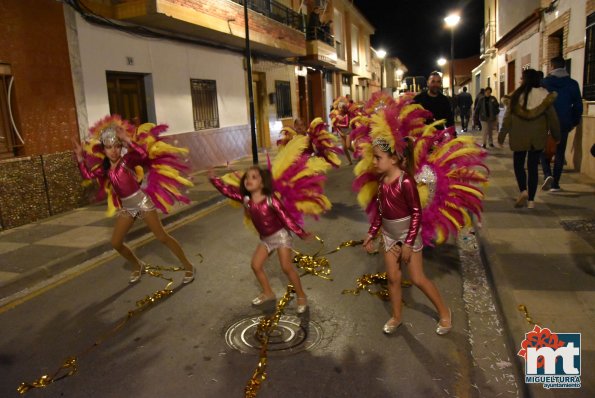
top-left (543, 0), bottom-right (587, 86)
top-left (75, 13), bottom-right (248, 133)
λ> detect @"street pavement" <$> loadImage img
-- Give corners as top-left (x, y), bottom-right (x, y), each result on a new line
top-left (0, 129), bottom-right (593, 397)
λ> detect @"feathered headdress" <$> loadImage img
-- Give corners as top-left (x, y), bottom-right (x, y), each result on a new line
top-left (221, 135), bottom-right (331, 230)
top-left (352, 96), bottom-right (489, 246)
top-left (80, 116), bottom-right (192, 216)
top-left (307, 118), bottom-right (343, 168)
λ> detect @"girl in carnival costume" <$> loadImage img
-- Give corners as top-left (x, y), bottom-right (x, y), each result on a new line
top-left (330, 97), bottom-right (355, 165)
top-left (278, 117), bottom-right (344, 168)
top-left (353, 95), bottom-right (488, 334)
top-left (73, 115), bottom-right (195, 284)
top-left (208, 135), bottom-right (331, 313)
top-left (276, 118), bottom-right (307, 148)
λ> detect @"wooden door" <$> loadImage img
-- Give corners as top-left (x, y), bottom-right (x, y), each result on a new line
top-left (106, 72), bottom-right (148, 125)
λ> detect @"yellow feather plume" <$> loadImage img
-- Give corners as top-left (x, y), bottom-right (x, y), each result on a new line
top-left (272, 135), bottom-right (310, 180)
top-left (357, 181), bottom-right (378, 209)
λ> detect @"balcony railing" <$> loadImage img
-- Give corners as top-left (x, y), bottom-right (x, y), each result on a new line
top-left (306, 23), bottom-right (334, 47)
top-left (232, 0), bottom-right (305, 32)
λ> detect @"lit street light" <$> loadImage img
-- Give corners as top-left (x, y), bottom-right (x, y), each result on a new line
top-left (376, 48), bottom-right (387, 89)
top-left (444, 13), bottom-right (460, 97)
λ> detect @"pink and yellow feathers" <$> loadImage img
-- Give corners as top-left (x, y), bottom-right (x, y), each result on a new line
top-left (80, 115), bottom-right (192, 216)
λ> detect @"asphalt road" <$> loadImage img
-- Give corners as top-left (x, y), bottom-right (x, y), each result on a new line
top-left (0, 165), bottom-right (518, 398)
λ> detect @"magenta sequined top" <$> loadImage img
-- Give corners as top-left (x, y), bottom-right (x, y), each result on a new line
top-left (210, 177), bottom-right (307, 239)
top-left (78, 142), bottom-right (147, 199)
top-left (368, 172), bottom-right (422, 246)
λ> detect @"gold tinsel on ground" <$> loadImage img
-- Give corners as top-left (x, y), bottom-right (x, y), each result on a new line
top-left (17, 263), bottom-right (194, 395)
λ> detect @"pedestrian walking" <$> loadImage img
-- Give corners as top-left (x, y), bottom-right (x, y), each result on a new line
top-left (457, 86), bottom-right (473, 132)
top-left (414, 71), bottom-right (455, 133)
top-left (539, 56), bottom-right (584, 192)
top-left (472, 88), bottom-right (485, 131)
top-left (498, 69), bottom-right (560, 209)
top-left (208, 136), bottom-right (332, 313)
top-left (73, 115), bottom-right (195, 284)
top-left (477, 87), bottom-right (500, 148)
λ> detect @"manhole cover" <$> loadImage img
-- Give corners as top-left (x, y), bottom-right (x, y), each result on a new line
top-left (225, 315), bottom-right (323, 356)
top-left (560, 219), bottom-right (595, 232)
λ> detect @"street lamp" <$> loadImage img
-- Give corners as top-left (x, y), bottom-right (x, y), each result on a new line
top-left (437, 57), bottom-right (447, 67)
top-left (444, 13), bottom-right (460, 97)
top-left (377, 49), bottom-right (387, 89)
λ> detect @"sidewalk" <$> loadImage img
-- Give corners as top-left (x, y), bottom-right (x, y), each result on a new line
top-left (470, 130), bottom-right (595, 397)
top-left (0, 154), bottom-right (265, 300)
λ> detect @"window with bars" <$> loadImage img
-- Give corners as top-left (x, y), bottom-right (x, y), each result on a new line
top-left (275, 80), bottom-right (292, 119)
top-left (190, 79), bottom-right (219, 130)
top-left (584, 13), bottom-right (595, 100)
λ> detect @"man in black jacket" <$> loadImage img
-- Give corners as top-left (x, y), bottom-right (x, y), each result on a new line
top-left (414, 71), bottom-right (455, 132)
top-left (457, 86), bottom-right (473, 132)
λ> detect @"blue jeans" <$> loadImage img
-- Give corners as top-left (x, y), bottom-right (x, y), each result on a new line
top-left (540, 130), bottom-right (569, 189)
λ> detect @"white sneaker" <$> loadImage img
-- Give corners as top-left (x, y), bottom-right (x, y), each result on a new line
top-left (541, 176), bottom-right (553, 191)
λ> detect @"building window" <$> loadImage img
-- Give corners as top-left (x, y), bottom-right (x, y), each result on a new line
top-left (0, 63), bottom-right (21, 157)
top-left (351, 24), bottom-right (359, 64)
top-left (341, 74), bottom-right (351, 86)
top-left (275, 81), bottom-right (292, 119)
top-left (324, 71), bottom-right (333, 84)
top-left (190, 79), bottom-right (219, 130)
top-left (585, 13), bottom-right (595, 100)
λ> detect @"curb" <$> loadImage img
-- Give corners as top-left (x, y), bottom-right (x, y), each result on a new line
top-left (475, 226), bottom-right (531, 398)
top-left (0, 194), bottom-right (226, 300)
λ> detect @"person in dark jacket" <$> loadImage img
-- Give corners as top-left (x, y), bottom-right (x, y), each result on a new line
top-left (472, 88), bottom-right (485, 130)
top-left (414, 71), bottom-right (455, 133)
top-left (457, 86), bottom-right (473, 132)
top-left (539, 56), bottom-right (583, 192)
top-left (498, 69), bottom-right (560, 209)
top-left (477, 87), bottom-right (500, 148)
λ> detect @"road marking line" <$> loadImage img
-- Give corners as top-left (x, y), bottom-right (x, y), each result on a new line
top-left (0, 201), bottom-right (227, 314)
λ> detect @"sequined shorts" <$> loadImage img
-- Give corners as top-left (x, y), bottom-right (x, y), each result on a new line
top-left (381, 216), bottom-right (423, 252)
top-left (260, 228), bottom-right (293, 253)
top-left (118, 190), bottom-right (155, 219)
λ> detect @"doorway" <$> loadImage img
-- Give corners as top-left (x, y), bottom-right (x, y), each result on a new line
top-left (106, 72), bottom-right (148, 124)
top-left (507, 60), bottom-right (516, 94)
top-left (252, 72), bottom-right (270, 148)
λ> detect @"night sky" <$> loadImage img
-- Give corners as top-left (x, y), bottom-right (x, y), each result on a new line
top-left (352, 0), bottom-right (485, 77)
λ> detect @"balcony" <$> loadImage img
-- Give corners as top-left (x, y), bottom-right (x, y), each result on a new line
top-left (300, 14), bottom-right (339, 68)
top-left (232, 0), bottom-right (305, 33)
top-left (480, 21), bottom-right (497, 59)
top-left (79, 0), bottom-right (306, 58)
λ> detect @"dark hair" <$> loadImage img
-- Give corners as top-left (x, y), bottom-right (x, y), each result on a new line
top-left (102, 156), bottom-right (111, 171)
top-left (463, 86), bottom-right (468, 92)
top-left (510, 68), bottom-right (541, 110)
top-left (429, 71), bottom-right (442, 79)
top-left (400, 139), bottom-right (415, 177)
top-left (239, 166), bottom-right (273, 197)
top-left (551, 56), bottom-right (566, 70)
top-left (484, 87), bottom-right (492, 94)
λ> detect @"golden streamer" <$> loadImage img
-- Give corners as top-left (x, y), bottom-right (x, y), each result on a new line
top-left (342, 272), bottom-right (412, 301)
top-left (245, 285), bottom-right (295, 398)
top-left (17, 261), bottom-right (193, 395)
top-left (292, 237), bottom-right (367, 280)
top-left (517, 304), bottom-right (538, 325)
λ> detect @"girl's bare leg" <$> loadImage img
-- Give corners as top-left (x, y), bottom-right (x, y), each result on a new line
top-left (407, 251), bottom-right (451, 326)
top-left (143, 210), bottom-right (193, 275)
top-left (251, 244), bottom-right (274, 297)
top-left (277, 247), bottom-right (306, 299)
top-left (384, 249), bottom-right (403, 322)
top-left (342, 134), bottom-right (353, 165)
top-left (111, 214), bottom-right (142, 274)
